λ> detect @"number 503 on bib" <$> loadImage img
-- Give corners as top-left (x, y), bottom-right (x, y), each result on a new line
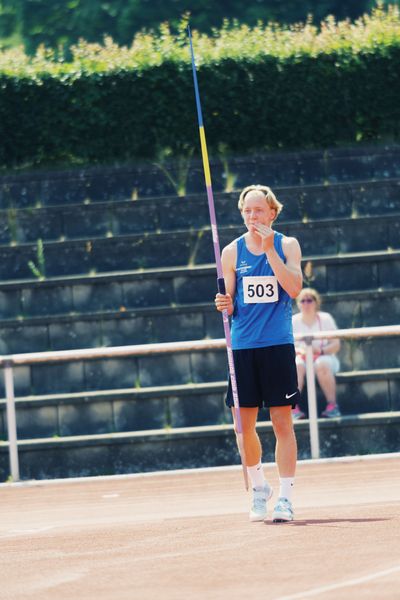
top-left (243, 276), bottom-right (279, 303)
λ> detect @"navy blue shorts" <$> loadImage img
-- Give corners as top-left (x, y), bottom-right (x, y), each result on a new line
top-left (225, 343), bottom-right (300, 409)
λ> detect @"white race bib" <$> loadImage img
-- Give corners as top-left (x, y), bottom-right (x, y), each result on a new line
top-left (243, 276), bottom-right (278, 303)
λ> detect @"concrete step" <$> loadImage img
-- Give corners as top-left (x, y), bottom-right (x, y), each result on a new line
top-left (0, 250), bottom-right (399, 319)
top-left (0, 214), bottom-right (399, 280)
top-left (1, 369), bottom-right (399, 442)
top-left (0, 382), bottom-right (229, 440)
top-left (1, 145), bottom-right (400, 208)
top-left (1, 411), bottom-right (399, 481)
top-left (0, 347), bottom-right (228, 398)
top-left (0, 288), bottom-right (398, 354)
top-left (0, 304), bottom-right (215, 353)
top-left (1, 178), bottom-right (399, 244)
top-left (301, 369), bottom-right (400, 417)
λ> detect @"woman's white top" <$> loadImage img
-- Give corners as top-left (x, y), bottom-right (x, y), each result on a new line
top-left (292, 311), bottom-right (338, 353)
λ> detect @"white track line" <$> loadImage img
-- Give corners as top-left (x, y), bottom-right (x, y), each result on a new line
top-left (1, 452), bottom-right (400, 489)
top-left (274, 564), bottom-right (400, 600)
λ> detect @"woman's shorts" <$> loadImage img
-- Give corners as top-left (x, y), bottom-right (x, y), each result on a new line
top-left (225, 343), bottom-right (300, 409)
top-left (295, 354), bottom-right (340, 374)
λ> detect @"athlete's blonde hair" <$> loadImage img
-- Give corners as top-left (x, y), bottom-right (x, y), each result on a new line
top-left (238, 185), bottom-right (283, 220)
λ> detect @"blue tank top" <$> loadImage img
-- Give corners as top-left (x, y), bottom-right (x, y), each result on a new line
top-left (231, 232), bottom-right (294, 349)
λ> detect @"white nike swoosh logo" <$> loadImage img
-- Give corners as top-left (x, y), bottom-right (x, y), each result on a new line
top-left (285, 392), bottom-right (297, 399)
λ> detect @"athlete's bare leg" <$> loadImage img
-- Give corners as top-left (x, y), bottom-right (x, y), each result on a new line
top-left (231, 407), bottom-right (260, 466)
top-left (269, 406), bottom-right (297, 477)
top-left (296, 362), bottom-right (306, 392)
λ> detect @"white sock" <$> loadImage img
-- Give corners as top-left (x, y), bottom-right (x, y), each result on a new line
top-left (279, 477), bottom-right (294, 502)
top-left (247, 461), bottom-right (267, 490)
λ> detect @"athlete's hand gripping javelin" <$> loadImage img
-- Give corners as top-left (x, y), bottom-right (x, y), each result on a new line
top-left (215, 291), bottom-right (233, 315)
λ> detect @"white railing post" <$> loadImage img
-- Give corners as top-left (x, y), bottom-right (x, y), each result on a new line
top-left (304, 338), bottom-right (320, 459)
top-left (4, 360), bottom-right (20, 482)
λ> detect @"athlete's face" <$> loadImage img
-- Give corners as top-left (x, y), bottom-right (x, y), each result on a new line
top-left (241, 191), bottom-right (277, 233)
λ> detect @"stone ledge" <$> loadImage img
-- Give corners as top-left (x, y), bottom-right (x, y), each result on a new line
top-left (1, 176), bottom-right (399, 211)
top-left (0, 250), bottom-right (399, 289)
top-left (1, 178), bottom-right (399, 246)
top-left (1, 212), bottom-right (399, 251)
top-left (1, 370), bottom-right (399, 408)
top-left (0, 287), bottom-right (399, 326)
top-left (1, 411), bottom-right (399, 449)
top-left (0, 381), bottom-right (227, 407)
top-left (2, 143), bottom-right (400, 205)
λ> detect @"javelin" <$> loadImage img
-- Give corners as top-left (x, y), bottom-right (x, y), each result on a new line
top-left (188, 26), bottom-right (248, 491)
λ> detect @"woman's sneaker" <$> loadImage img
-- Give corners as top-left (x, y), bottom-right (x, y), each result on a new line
top-left (249, 484), bottom-right (273, 522)
top-left (272, 497), bottom-right (294, 523)
top-left (321, 403), bottom-right (341, 418)
top-left (292, 405), bottom-right (306, 420)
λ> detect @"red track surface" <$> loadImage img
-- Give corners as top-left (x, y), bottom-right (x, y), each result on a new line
top-left (1, 456), bottom-right (400, 600)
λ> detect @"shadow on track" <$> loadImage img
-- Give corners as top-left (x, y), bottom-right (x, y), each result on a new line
top-left (265, 517), bottom-right (392, 527)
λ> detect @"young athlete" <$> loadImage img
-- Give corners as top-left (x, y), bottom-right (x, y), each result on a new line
top-left (215, 184), bottom-right (302, 522)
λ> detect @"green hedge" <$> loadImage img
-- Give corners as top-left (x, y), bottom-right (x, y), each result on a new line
top-left (0, 6), bottom-right (400, 169)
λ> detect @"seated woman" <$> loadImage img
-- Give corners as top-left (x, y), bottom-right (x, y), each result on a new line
top-left (292, 287), bottom-right (341, 419)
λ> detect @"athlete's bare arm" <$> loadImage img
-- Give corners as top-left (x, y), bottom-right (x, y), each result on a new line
top-left (273, 236), bottom-right (303, 298)
top-left (214, 242), bottom-right (237, 315)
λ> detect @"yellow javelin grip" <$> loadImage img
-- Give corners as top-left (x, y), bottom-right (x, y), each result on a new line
top-left (199, 127), bottom-right (212, 187)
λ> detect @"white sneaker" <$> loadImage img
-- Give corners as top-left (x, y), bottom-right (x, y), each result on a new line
top-left (272, 497), bottom-right (294, 523)
top-left (249, 484), bottom-right (273, 522)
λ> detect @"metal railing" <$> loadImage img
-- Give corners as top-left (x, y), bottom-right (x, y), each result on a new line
top-left (2, 324), bottom-right (400, 482)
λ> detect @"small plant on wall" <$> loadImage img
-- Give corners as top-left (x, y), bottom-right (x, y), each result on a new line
top-left (28, 238), bottom-right (46, 279)
top-left (219, 144), bottom-right (237, 193)
top-left (7, 206), bottom-right (18, 244)
top-left (153, 145), bottom-right (194, 197)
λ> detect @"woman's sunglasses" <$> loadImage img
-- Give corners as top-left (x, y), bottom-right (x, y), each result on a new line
top-left (299, 297), bottom-right (315, 304)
